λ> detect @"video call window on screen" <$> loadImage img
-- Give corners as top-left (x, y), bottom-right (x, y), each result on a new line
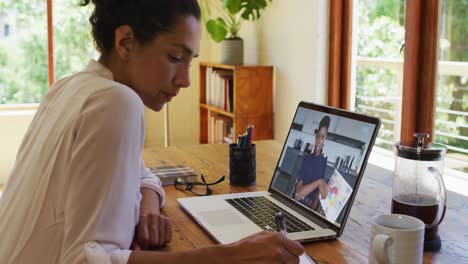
top-left (271, 107), bottom-right (376, 226)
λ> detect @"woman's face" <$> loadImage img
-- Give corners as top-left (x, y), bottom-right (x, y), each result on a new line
top-left (314, 127), bottom-right (328, 156)
top-left (124, 15), bottom-right (201, 111)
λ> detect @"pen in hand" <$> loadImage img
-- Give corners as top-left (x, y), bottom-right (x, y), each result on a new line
top-left (275, 211), bottom-right (317, 264)
top-left (275, 211), bottom-right (287, 237)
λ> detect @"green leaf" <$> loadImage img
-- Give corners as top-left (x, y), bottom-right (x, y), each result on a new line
top-left (200, 0), bottom-right (212, 25)
top-left (223, 0), bottom-right (242, 15)
top-left (240, 0), bottom-right (271, 21)
top-left (206, 18), bottom-right (229, 42)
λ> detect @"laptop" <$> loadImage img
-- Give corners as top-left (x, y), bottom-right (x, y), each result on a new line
top-left (178, 101), bottom-right (381, 244)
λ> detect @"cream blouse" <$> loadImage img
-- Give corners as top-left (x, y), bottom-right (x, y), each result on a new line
top-left (0, 60), bottom-right (165, 264)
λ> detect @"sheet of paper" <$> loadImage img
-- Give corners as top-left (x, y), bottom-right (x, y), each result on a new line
top-left (319, 169), bottom-right (353, 223)
top-left (300, 253), bottom-right (317, 264)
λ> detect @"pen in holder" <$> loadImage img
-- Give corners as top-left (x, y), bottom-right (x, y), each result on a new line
top-left (228, 143), bottom-right (256, 186)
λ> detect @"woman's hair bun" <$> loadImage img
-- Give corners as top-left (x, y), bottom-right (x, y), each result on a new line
top-left (79, 0), bottom-right (200, 53)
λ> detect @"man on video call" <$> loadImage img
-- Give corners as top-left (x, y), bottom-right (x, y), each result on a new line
top-left (294, 116), bottom-right (331, 209)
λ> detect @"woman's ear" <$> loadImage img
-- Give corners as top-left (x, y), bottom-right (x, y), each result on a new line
top-left (114, 25), bottom-right (137, 60)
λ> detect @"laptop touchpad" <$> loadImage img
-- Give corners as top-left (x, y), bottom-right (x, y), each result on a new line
top-left (199, 210), bottom-right (245, 226)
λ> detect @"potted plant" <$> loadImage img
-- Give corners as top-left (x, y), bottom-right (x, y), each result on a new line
top-left (201, 0), bottom-right (272, 65)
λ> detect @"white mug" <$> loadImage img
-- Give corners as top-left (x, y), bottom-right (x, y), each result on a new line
top-left (369, 214), bottom-right (425, 264)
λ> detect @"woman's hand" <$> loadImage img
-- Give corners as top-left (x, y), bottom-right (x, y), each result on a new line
top-left (225, 231), bottom-right (304, 264)
top-left (133, 188), bottom-right (172, 250)
top-left (129, 230), bottom-right (305, 264)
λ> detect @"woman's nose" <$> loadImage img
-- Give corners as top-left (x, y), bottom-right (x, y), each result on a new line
top-left (175, 65), bottom-right (191, 88)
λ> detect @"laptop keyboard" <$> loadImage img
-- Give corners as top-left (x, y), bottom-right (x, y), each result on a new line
top-left (225, 196), bottom-right (315, 233)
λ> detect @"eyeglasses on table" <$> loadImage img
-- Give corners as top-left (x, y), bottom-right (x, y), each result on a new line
top-left (174, 174), bottom-right (225, 196)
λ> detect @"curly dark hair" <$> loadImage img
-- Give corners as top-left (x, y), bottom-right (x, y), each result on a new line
top-left (80, 0), bottom-right (200, 54)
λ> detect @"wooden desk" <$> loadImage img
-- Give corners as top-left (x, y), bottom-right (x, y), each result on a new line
top-left (143, 140), bottom-right (468, 263)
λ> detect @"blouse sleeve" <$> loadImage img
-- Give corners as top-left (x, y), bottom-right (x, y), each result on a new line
top-left (60, 87), bottom-right (144, 264)
top-left (140, 162), bottom-right (166, 208)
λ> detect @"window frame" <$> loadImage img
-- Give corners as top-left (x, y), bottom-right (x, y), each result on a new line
top-left (328, 0), bottom-right (353, 110)
top-left (400, 0), bottom-right (441, 141)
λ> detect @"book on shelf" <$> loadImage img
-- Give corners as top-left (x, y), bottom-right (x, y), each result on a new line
top-left (208, 114), bottom-right (233, 144)
top-left (149, 165), bottom-right (197, 186)
top-left (204, 67), bottom-right (233, 112)
top-left (223, 136), bottom-right (233, 144)
top-left (205, 67), bottom-right (211, 105)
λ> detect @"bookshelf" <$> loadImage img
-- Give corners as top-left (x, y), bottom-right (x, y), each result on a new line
top-left (199, 62), bottom-right (273, 144)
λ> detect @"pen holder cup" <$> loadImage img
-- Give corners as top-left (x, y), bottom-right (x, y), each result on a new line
top-left (228, 143), bottom-right (256, 186)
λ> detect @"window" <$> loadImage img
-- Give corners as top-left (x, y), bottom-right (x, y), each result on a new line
top-left (53, 1), bottom-right (95, 82)
top-left (0, 1), bottom-right (46, 104)
top-left (435, 0), bottom-right (468, 173)
top-left (352, 0), bottom-right (406, 150)
top-left (0, 0), bottom-right (94, 105)
top-left (330, 0), bottom-right (468, 174)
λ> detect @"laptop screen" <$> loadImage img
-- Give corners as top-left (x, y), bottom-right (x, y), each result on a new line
top-left (270, 102), bottom-right (379, 228)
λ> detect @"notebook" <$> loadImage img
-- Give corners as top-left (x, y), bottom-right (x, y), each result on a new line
top-left (149, 165), bottom-right (197, 186)
top-left (178, 101), bottom-right (380, 246)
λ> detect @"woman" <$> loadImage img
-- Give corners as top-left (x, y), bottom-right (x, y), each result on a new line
top-left (0, 1), bottom-right (303, 263)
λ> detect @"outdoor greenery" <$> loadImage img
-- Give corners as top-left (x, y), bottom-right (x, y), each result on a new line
top-left (435, 0), bottom-right (468, 153)
top-left (0, 0), bottom-right (94, 104)
top-left (356, 0), bottom-right (405, 149)
top-left (356, 0), bottom-right (468, 158)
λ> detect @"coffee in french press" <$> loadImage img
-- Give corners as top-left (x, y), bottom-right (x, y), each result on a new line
top-left (392, 133), bottom-right (447, 252)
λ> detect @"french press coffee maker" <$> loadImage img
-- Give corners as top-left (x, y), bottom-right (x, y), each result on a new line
top-left (392, 133), bottom-right (447, 251)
